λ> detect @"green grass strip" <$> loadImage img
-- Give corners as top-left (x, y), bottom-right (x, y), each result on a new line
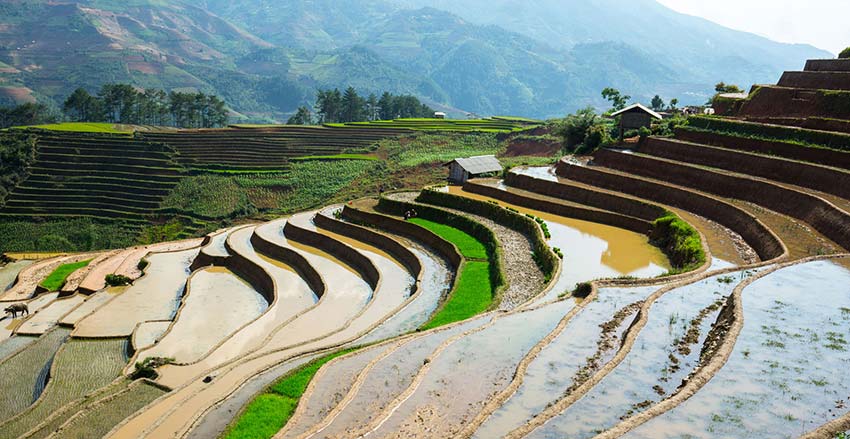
top-left (408, 218), bottom-right (488, 260)
top-left (421, 261), bottom-right (493, 330)
top-left (39, 260), bottom-right (92, 292)
top-left (12, 123), bottom-right (132, 135)
top-left (223, 348), bottom-right (358, 439)
top-left (289, 154), bottom-right (378, 161)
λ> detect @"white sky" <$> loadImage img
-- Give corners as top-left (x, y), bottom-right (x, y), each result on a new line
top-left (656, 0), bottom-right (850, 54)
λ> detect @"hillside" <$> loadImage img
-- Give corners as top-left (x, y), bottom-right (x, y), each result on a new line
top-left (0, 0), bottom-right (833, 120)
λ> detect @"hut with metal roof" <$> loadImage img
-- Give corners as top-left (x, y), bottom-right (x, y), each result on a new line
top-left (609, 103), bottom-right (663, 140)
top-left (444, 155), bottom-right (503, 184)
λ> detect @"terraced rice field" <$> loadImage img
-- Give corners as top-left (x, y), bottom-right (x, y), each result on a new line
top-left (2, 62), bottom-right (850, 438)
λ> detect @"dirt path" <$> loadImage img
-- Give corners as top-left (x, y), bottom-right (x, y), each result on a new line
top-left (387, 192), bottom-right (546, 310)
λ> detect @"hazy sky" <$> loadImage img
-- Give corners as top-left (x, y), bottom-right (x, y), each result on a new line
top-left (656, 0), bottom-right (850, 54)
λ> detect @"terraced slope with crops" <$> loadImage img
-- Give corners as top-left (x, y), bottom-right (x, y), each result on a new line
top-left (2, 60), bottom-right (850, 439)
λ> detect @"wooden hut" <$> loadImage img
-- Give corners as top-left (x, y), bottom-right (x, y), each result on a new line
top-left (610, 103), bottom-right (663, 140)
top-left (444, 155), bottom-right (502, 184)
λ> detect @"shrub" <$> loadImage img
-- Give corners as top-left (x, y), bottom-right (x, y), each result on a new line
top-left (840, 47), bottom-right (850, 59)
top-left (137, 259), bottom-right (149, 272)
top-left (581, 123), bottom-right (611, 153)
top-left (130, 357), bottom-right (175, 380)
top-left (638, 126), bottom-right (652, 140)
top-left (651, 213), bottom-right (706, 272)
top-left (573, 282), bottom-right (593, 298)
top-left (105, 274), bottom-right (132, 286)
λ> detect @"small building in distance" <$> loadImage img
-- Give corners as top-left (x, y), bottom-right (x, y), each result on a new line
top-left (609, 103), bottom-right (663, 140)
top-left (445, 155), bottom-right (503, 184)
top-left (434, 111), bottom-right (447, 119)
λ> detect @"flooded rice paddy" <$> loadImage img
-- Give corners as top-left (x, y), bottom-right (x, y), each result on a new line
top-left (473, 286), bottom-right (655, 438)
top-left (59, 287), bottom-right (124, 326)
top-left (0, 260), bottom-right (33, 291)
top-left (16, 295), bottom-right (85, 335)
top-left (132, 321), bottom-right (172, 351)
top-left (369, 300), bottom-right (573, 437)
top-left (73, 248), bottom-right (199, 337)
top-left (629, 259), bottom-right (850, 438)
top-left (528, 269), bottom-right (763, 438)
top-left (139, 267), bottom-right (267, 364)
top-left (447, 185), bottom-right (670, 303)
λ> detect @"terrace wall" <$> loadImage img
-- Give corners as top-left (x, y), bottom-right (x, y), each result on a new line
top-left (642, 137), bottom-right (850, 200)
top-left (282, 220), bottom-right (380, 290)
top-left (591, 149), bottom-right (850, 251)
top-left (739, 117), bottom-right (850, 135)
top-left (555, 160), bottom-right (785, 261)
top-left (805, 59), bottom-right (850, 72)
top-left (463, 180), bottom-right (652, 235)
top-left (674, 128), bottom-right (850, 170)
top-left (504, 172), bottom-right (666, 221)
top-left (341, 205), bottom-right (463, 270)
top-left (222, 239), bottom-right (274, 305)
top-left (313, 212), bottom-right (422, 279)
top-left (250, 231), bottom-right (326, 299)
top-left (778, 71), bottom-right (850, 91)
top-left (738, 86), bottom-right (850, 120)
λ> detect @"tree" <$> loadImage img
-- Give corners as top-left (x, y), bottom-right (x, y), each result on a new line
top-left (650, 95), bottom-right (665, 111)
top-left (63, 88), bottom-right (102, 122)
top-left (287, 106), bottom-right (313, 125)
top-left (668, 98), bottom-right (679, 110)
top-left (340, 86), bottom-right (365, 122)
top-left (377, 92), bottom-right (394, 120)
top-left (0, 103), bottom-right (56, 129)
top-left (315, 89), bottom-right (342, 123)
top-left (365, 93), bottom-right (378, 121)
top-left (840, 47), bottom-right (850, 59)
top-left (554, 106), bottom-right (601, 150)
top-left (714, 82), bottom-right (743, 94)
top-left (601, 87), bottom-right (630, 112)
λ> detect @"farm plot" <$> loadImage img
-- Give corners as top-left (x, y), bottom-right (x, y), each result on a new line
top-left (279, 345), bottom-right (393, 438)
top-left (139, 267), bottom-right (268, 364)
top-left (1, 254), bottom-right (97, 302)
top-left (58, 288), bottom-right (124, 326)
top-left (73, 248), bottom-right (199, 337)
top-left (0, 327), bottom-right (70, 424)
top-left (0, 336), bottom-right (36, 363)
top-left (51, 381), bottom-right (166, 439)
top-left (0, 338), bottom-right (129, 439)
top-left (366, 300), bottom-right (572, 438)
top-left (15, 295), bottom-right (85, 335)
top-left (528, 269), bottom-right (762, 438)
top-left (0, 260), bottom-right (33, 291)
top-left (132, 321), bottom-right (172, 351)
top-left (308, 317), bottom-right (492, 438)
top-left (446, 184), bottom-right (670, 305)
top-left (473, 286), bottom-right (656, 438)
top-left (0, 293), bottom-right (59, 343)
top-left (629, 259), bottom-right (850, 439)
top-left (38, 260), bottom-right (91, 292)
top-left (165, 225), bottom-right (317, 379)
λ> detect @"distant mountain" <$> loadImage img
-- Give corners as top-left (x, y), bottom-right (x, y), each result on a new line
top-left (0, 0), bottom-right (833, 120)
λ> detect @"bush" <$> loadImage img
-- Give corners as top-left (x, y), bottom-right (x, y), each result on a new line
top-left (840, 47), bottom-right (850, 59)
top-left (583, 123), bottom-right (611, 152)
top-left (651, 212), bottom-right (706, 272)
top-left (137, 259), bottom-right (149, 272)
top-left (638, 126), bottom-right (652, 139)
top-left (130, 357), bottom-right (174, 380)
top-left (105, 274), bottom-right (132, 286)
top-left (573, 282), bottom-right (593, 298)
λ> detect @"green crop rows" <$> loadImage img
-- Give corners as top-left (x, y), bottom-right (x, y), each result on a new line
top-left (0, 338), bottom-right (129, 439)
top-left (224, 349), bottom-right (358, 439)
top-left (39, 259), bottom-right (91, 292)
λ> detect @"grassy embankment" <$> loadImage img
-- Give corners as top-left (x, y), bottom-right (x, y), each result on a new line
top-left (408, 218), bottom-right (495, 330)
top-left (223, 348), bottom-right (357, 439)
top-left (12, 123), bottom-right (132, 135)
top-left (39, 259), bottom-right (92, 291)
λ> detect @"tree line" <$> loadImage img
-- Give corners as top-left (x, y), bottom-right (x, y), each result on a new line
top-left (288, 87), bottom-right (435, 124)
top-left (63, 84), bottom-right (229, 128)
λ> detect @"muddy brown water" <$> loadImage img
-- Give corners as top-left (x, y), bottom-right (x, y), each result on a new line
top-left (73, 249), bottom-right (199, 338)
top-left (446, 185), bottom-right (670, 303)
top-left (628, 258), bottom-right (850, 438)
top-left (132, 321), bottom-right (172, 351)
top-left (59, 287), bottom-right (124, 326)
top-left (139, 267), bottom-right (268, 364)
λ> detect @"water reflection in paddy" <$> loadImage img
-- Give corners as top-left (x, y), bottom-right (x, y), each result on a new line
top-left (473, 286), bottom-right (655, 439)
top-left (629, 259), bottom-right (850, 439)
top-left (447, 186), bottom-right (670, 303)
top-left (141, 267), bottom-right (267, 364)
